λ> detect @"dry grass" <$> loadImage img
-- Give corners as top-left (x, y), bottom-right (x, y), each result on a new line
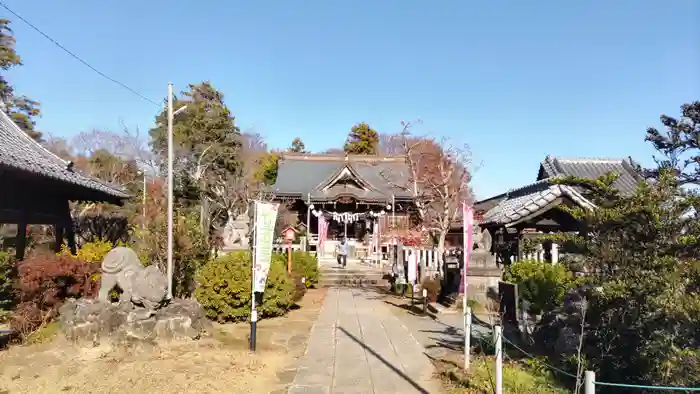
top-left (0, 288), bottom-right (327, 394)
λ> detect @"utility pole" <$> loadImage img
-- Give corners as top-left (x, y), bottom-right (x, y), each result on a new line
top-left (142, 172), bottom-right (147, 230)
top-left (167, 82), bottom-right (174, 300)
top-left (391, 194), bottom-right (396, 229)
top-left (306, 193), bottom-right (312, 252)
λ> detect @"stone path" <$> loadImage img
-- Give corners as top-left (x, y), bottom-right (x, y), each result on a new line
top-left (288, 288), bottom-right (439, 394)
top-left (383, 298), bottom-right (493, 361)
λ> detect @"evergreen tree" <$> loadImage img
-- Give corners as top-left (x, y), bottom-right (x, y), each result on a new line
top-left (344, 122), bottom-right (379, 155)
top-left (544, 102), bottom-right (700, 389)
top-left (149, 82), bottom-right (242, 233)
top-left (289, 137), bottom-right (307, 153)
top-left (0, 19), bottom-right (41, 141)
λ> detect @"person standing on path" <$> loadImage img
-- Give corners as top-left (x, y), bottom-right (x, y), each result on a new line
top-left (339, 239), bottom-right (348, 268)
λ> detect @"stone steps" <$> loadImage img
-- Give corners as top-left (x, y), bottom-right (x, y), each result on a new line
top-left (319, 265), bottom-right (390, 288)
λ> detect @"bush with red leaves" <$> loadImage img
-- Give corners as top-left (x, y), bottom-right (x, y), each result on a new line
top-left (10, 253), bottom-right (99, 338)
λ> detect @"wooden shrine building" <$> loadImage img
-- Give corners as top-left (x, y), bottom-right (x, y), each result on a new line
top-left (271, 153), bottom-right (415, 258)
top-left (474, 155), bottom-right (643, 264)
top-left (0, 110), bottom-right (130, 259)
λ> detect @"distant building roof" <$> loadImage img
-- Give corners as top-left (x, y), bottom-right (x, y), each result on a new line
top-left (0, 110), bottom-right (130, 203)
top-left (476, 155), bottom-right (643, 227)
top-left (537, 155), bottom-right (642, 195)
top-left (271, 153), bottom-right (414, 202)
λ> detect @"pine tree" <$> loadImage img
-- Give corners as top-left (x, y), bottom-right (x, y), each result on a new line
top-left (343, 122), bottom-right (379, 155)
top-left (0, 19), bottom-right (42, 141)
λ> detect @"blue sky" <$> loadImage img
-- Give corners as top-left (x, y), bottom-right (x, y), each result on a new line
top-left (4, 0), bottom-right (699, 198)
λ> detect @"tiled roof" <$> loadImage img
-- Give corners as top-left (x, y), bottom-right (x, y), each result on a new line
top-left (478, 180), bottom-right (595, 226)
top-left (0, 110), bottom-right (130, 202)
top-left (271, 153), bottom-right (414, 201)
top-left (476, 155), bottom-right (640, 227)
top-left (537, 155), bottom-right (642, 195)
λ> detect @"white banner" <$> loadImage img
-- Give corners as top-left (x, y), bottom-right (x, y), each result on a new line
top-left (253, 201), bottom-right (279, 293)
top-left (407, 252), bottom-right (418, 284)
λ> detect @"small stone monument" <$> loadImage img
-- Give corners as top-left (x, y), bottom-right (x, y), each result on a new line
top-left (466, 225), bottom-right (502, 304)
top-left (58, 247), bottom-right (210, 344)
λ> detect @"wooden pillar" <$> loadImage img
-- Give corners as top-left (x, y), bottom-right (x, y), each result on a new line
top-left (54, 223), bottom-right (64, 253)
top-left (15, 210), bottom-right (27, 261)
top-left (62, 200), bottom-right (76, 255)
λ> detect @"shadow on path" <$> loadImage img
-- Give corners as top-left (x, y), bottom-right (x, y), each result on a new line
top-left (337, 326), bottom-right (430, 394)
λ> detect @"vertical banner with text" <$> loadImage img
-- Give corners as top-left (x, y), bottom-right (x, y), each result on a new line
top-left (253, 201), bottom-right (279, 293)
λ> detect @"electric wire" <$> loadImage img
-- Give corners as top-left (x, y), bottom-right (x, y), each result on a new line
top-left (0, 2), bottom-right (160, 107)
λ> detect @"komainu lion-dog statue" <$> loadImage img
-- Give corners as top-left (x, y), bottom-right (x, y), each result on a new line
top-left (98, 246), bottom-right (168, 320)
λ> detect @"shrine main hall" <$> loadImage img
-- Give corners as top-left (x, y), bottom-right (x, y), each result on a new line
top-left (270, 153), bottom-right (416, 259)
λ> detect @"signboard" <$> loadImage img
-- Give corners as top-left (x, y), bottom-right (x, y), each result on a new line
top-left (284, 228), bottom-right (296, 242)
top-left (253, 201), bottom-right (279, 293)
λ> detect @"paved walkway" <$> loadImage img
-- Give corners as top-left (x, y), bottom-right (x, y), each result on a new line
top-left (383, 298), bottom-right (492, 361)
top-left (288, 288), bottom-right (439, 394)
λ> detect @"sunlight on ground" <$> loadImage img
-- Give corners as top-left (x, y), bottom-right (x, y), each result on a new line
top-left (0, 289), bottom-right (326, 394)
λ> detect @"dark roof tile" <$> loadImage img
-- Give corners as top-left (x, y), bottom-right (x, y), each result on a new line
top-left (538, 155), bottom-right (642, 195)
top-left (476, 155), bottom-right (642, 227)
top-left (271, 154), bottom-right (413, 201)
top-left (0, 110), bottom-right (130, 201)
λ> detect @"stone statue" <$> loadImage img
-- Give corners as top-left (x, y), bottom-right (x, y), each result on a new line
top-left (59, 246), bottom-right (210, 343)
top-left (98, 247), bottom-right (168, 320)
top-left (222, 214), bottom-right (250, 250)
top-left (471, 225), bottom-right (493, 252)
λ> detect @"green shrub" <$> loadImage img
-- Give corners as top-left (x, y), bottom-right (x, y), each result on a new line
top-left (0, 251), bottom-right (16, 322)
top-left (195, 251), bottom-right (296, 322)
top-left (436, 355), bottom-right (564, 394)
top-left (503, 260), bottom-right (577, 315)
top-left (289, 250), bottom-right (319, 288)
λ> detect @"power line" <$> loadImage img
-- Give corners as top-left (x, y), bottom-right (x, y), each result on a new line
top-left (0, 2), bottom-right (161, 107)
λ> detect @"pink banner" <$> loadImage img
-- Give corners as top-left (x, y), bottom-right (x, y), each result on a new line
top-left (459, 202), bottom-right (474, 294)
top-left (318, 215), bottom-right (329, 252)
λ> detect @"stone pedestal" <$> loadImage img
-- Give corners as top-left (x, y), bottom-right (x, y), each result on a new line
top-left (465, 250), bottom-right (503, 304)
top-left (58, 298), bottom-right (211, 344)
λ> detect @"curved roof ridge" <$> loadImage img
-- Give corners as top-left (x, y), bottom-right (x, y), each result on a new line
top-left (0, 110), bottom-right (129, 200)
top-left (0, 110), bottom-right (71, 168)
top-left (506, 178), bottom-right (551, 194)
top-left (552, 156), bottom-right (629, 164)
top-left (313, 162), bottom-right (375, 192)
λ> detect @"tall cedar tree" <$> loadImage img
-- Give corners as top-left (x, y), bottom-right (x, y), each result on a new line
top-left (149, 82), bottom-right (241, 208)
top-left (0, 19), bottom-right (41, 141)
top-left (344, 122), bottom-right (379, 155)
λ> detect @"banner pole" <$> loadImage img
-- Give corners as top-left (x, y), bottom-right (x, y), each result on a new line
top-left (250, 201), bottom-right (258, 352)
top-left (463, 202), bottom-right (474, 370)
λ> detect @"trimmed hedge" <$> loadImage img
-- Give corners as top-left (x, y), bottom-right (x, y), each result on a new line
top-left (289, 251), bottom-right (319, 288)
top-left (503, 259), bottom-right (578, 315)
top-left (195, 251), bottom-right (296, 322)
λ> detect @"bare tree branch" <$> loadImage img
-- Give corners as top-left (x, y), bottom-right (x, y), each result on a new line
top-left (379, 120), bottom-right (474, 256)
